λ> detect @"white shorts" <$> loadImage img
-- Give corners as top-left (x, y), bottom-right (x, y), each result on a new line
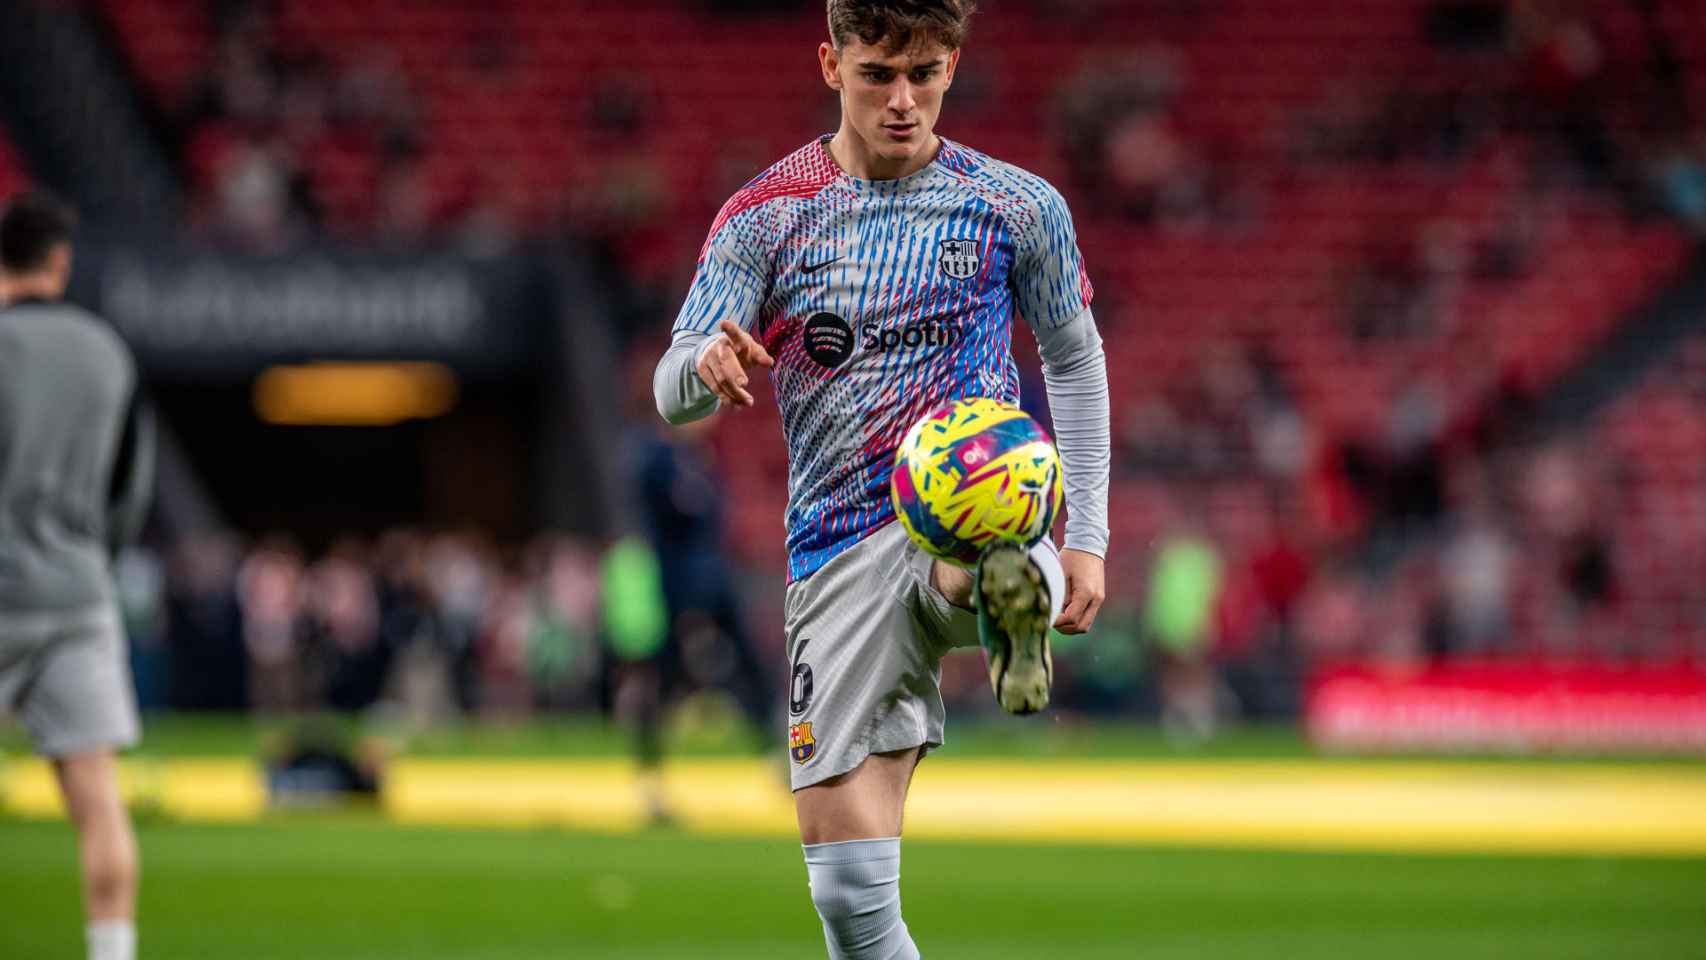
top-left (783, 521), bottom-right (978, 791)
top-left (0, 607), bottom-right (140, 757)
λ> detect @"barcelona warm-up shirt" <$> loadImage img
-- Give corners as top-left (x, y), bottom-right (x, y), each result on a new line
top-left (671, 136), bottom-right (1094, 581)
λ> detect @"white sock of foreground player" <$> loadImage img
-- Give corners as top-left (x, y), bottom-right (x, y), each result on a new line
top-left (87, 922), bottom-right (135, 960)
top-left (803, 837), bottom-right (920, 960)
top-left (1027, 538), bottom-right (1068, 627)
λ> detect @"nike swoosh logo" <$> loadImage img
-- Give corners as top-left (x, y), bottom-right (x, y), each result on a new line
top-left (801, 257), bottom-right (843, 275)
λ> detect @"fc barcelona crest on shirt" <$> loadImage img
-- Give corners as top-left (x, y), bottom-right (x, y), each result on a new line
top-left (789, 722), bottom-right (817, 764)
top-left (938, 238), bottom-right (980, 280)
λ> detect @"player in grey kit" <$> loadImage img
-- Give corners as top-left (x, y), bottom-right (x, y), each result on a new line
top-left (654, 2), bottom-right (1110, 957)
top-left (0, 191), bottom-right (154, 960)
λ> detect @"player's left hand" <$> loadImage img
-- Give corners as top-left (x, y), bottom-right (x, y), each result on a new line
top-left (1054, 548), bottom-right (1105, 634)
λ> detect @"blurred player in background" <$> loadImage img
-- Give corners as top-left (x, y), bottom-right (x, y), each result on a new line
top-left (614, 353), bottom-right (776, 823)
top-left (0, 191), bottom-right (155, 960)
top-left (652, 1), bottom-right (1110, 956)
top-left (632, 417), bottom-right (773, 725)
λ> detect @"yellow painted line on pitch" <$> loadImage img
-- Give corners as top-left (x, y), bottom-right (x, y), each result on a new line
top-left (907, 761), bottom-right (1706, 855)
top-left (384, 758), bottom-right (795, 835)
top-left (7, 756), bottom-right (1706, 855)
top-left (0, 757), bottom-right (265, 820)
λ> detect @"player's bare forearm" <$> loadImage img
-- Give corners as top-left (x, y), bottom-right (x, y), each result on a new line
top-left (1055, 548), bottom-right (1105, 634)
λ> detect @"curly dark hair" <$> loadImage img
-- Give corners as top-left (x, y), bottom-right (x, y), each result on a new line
top-left (827, 0), bottom-right (978, 53)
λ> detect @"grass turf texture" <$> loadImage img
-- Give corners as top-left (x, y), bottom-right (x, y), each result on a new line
top-left (1, 817), bottom-right (1703, 960)
top-left (7, 713), bottom-right (1701, 765)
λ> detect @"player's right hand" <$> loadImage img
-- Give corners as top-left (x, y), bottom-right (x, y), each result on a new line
top-left (697, 319), bottom-right (774, 409)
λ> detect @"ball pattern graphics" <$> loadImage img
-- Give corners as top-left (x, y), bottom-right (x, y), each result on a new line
top-left (890, 398), bottom-right (1064, 567)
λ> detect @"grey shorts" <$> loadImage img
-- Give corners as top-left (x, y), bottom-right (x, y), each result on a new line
top-left (0, 607), bottom-right (140, 757)
top-left (784, 521), bottom-right (978, 791)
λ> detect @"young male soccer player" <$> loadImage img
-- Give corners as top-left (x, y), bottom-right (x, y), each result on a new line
top-left (653, 1), bottom-right (1109, 955)
top-left (0, 191), bottom-right (154, 960)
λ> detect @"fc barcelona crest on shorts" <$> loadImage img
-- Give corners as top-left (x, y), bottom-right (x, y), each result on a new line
top-left (789, 722), bottom-right (817, 764)
top-left (938, 239), bottom-right (980, 280)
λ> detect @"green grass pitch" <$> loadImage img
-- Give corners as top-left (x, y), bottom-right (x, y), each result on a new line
top-left (2, 815), bottom-right (1703, 960)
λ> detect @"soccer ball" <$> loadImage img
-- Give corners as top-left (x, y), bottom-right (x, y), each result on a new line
top-left (890, 398), bottom-right (1064, 567)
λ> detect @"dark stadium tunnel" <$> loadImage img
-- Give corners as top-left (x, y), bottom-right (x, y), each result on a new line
top-left (149, 378), bottom-right (539, 549)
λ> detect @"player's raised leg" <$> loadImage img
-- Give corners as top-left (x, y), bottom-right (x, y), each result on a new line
top-left (54, 751), bottom-right (139, 960)
top-left (796, 748), bottom-right (923, 960)
top-left (976, 539), bottom-right (1067, 714)
top-left (931, 539), bottom-right (1066, 715)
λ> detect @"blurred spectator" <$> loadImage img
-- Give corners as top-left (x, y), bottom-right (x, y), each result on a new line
top-left (1121, 341), bottom-right (1303, 482)
top-left (238, 535), bottom-right (306, 712)
top-left (1383, 378), bottom-right (1450, 528)
top-left (1186, 345), bottom-right (1258, 476)
top-left (1436, 491), bottom-right (1515, 655)
top-left (627, 413), bottom-right (773, 740)
top-left (303, 540), bottom-right (386, 712)
top-left (166, 533), bottom-right (248, 711)
top-left (1117, 395), bottom-right (1193, 478)
top-left (1561, 526), bottom-right (1617, 614)
top-left (374, 158), bottom-right (437, 246)
top-left (117, 548), bottom-right (168, 710)
top-left (456, 179), bottom-right (523, 260)
top-left (1340, 220), bottom-right (1467, 342)
top-left (1144, 512), bottom-right (1224, 741)
top-left (1511, 0), bottom-right (1615, 187)
top-left (176, 2), bottom-right (429, 244)
top-left (375, 530), bottom-right (458, 723)
top-left (1650, 133), bottom-right (1706, 233)
top-left (1247, 505), bottom-right (1313, 642)
top-left (1295, 565), bottom-right (1375, 662)
top-left (600, 535), bottom-right (671, 822)
top-left (424, 533), bottom-right (495, 713)
top-left (477, 565), bottom-right (536, 715)
top-left (182, 12), bottom-right (287, 132)
top-left (211, 140), bottom-right (306, 250)
top-left (1248, 342), bottom-right (1310, 484)
top-left (527, 536), bottom-right (603, 708)
top-left (1057, 49), bottom-right (1221, 230)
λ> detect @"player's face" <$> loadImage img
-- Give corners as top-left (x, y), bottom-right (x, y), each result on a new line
top-left (820, 39), bottom-right (959, 177)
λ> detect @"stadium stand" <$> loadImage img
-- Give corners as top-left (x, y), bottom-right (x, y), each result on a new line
top-left (81, 0), bottom-right (1706, 713)
top-left (1594, 333), bottom-right (1706, 658)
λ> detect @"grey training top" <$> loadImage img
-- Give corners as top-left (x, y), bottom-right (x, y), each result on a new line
top-left (0, 299), bottom-right (154, 620)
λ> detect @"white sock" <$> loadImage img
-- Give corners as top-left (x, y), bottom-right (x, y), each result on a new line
top-left (803, 837), bottom-right (919, 960)
top-left (1027, 538), bottom-right (1067, 626)
top-left (87, 922), bottom-right (135, 960)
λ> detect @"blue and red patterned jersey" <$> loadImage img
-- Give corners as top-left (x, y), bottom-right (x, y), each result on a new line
top-left (673, 136), bottom-right (1093, 581)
